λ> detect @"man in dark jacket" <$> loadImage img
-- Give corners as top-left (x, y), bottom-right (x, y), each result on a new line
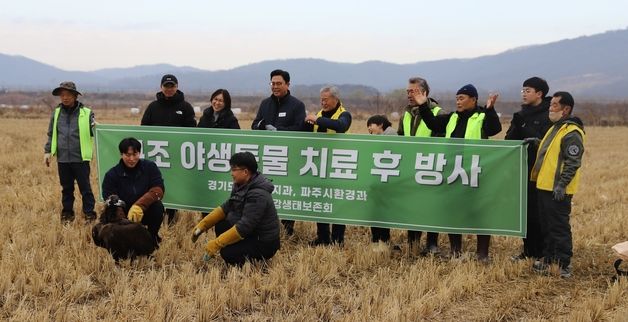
top-left (44, 81), bottom-right (96, 223)
top-left (102, 138), bottom-right (165, 244)
top-left (530, 92), bottom-right (584, 278)
top-left (141, 74), bottom-right (196, 224)
top-left (191, 152), bottom-right (281, 266)
top-left (417, 84), bottom-right (501, 262)
top-left (506, 77), bottom-right (552, 261)
top-left (304, 86), bottom-right (352, 246)
top-left (252, 69), bottom-right (306, 236)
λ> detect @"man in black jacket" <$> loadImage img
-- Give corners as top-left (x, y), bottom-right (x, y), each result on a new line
top-left (101, 138), bottom-right (165, 244)
top-left (417, 84), bottom-right (501, 262)
top-left (506, 77), bottom-right (552, 261)
top-left (252, 69), bottom-right (306, 236)
top-left (141, 74), bottom-right (196, 224)
top-left (191, 152), bottom-right (281, 266)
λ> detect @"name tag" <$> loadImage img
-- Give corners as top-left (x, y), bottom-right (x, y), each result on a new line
top-left (278, 112), bottom-right (287, 117)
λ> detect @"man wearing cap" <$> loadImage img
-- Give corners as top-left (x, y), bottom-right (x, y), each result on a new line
top-left (44, 81), bottom-right (97, 223)
top-left (141, 74), bottom-right (196, 127)
top-left (530, 91), bottom-right (584, 278)
top-left (251, 69), bottom-right (306, 236)
top-left (506, 77), bottom-right (553, 261)
top-left (415, 84), bottom-right (501, 262)
top-left (141, 74), bottom-right (196, 224)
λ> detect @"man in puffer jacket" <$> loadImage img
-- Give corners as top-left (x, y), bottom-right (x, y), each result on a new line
top-left (141, 74), bottom-right (196, 225)
top-left (191, 152), bottom-right (281, 266)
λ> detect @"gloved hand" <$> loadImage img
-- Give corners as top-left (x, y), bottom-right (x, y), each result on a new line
top-left (191, 207), bottom-right (225, 243)
top-left (127, 204), bottom-right (144, 223)
top-left (553, 185), bottom-right (566, 201)
top-left (523, 137), bottom-right (540, 146)
top-left (44, 153), bottom-right (51, 167)
top-left (204, 226), bottom-right (243, 257)
top-left (265, 124), bottom-right (277, 131)
top-left (191, 228), bottom-right (203, 243)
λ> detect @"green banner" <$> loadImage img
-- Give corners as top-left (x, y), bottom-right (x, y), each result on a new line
top-left (95, 124), bottom-right (527, 237)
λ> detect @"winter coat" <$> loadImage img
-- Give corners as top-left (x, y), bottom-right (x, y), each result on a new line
top-left (141, 90), bottom-right (196, 127)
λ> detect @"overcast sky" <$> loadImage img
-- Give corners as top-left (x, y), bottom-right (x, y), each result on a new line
top-left (1, 0), bottom-right (626, 71)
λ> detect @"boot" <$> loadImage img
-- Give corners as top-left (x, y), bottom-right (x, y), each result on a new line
top-left (310, 222), bottom-right (331, 246)
top-left (60, 210), bottom-right (75, 223)
top-left (476, 235), bottom-right (491, 262)
top-left (448, 234), bottom-right (462, 258)
top-left (282, 220), bottom-right (295, 236)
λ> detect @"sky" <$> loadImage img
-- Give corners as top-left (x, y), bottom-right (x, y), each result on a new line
top-left (1, 0), bottom-right (627, 72)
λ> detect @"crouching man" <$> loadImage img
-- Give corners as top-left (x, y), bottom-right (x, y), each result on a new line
top-left (192, 152), bottom-right (280, 266)
top-left (102, 137), bottom-right (165, 244)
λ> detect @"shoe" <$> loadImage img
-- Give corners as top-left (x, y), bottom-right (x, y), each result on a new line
top-left (477, 254), bottom-right (491, 264)
top-left (371, 242), bottom-right (389, 253)
top-left (560, 265), bottom-right (572, 279)
top-left (60, 210), bottom-right (75, 223)
top-left (309, 238), bottom-right (331, 247)
top-left (532, 260), bottom-right (549, 273)
top-left (391, 244), bottom-right (402, 252)
top-left (510, 253), bottom-right (528, 262)
top-left (450, 252), bottom-right (467, 263)
top-left (84, 211), bottom-right (97, 222)
top-left (420, 245), bottom-right (441, 256)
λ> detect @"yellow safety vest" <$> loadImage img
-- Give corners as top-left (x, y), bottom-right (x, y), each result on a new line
top-left (445, 112), bottom-right (485, 139)
top-left (403, 106), bottom-right (442, 137)
top-left (313, 104), bottom-right (347, 133)
top-left (51, 106), bottom-right (93, 161)
top-left (531, 123), bottom-right (584, 194)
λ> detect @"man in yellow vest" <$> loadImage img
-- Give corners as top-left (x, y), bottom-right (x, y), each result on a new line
top-left (530, 91), bottom-right (584, 278)
top-left (417, 84), bottom-right (501, 262)
top-left (400, 77), bottom-right (445, 256)
top-left (304, 86), bottom-right (352, 246)
top-left (44, 81), bottom-right (96, 223)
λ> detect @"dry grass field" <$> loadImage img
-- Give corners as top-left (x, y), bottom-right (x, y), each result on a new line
top-left (1, 110), bottom-right (627, 321)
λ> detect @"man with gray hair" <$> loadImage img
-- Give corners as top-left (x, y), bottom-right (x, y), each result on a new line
top-left (400, 77), bottom-right (444, 256)
top-left (304, 85), bottom-right (352, 246)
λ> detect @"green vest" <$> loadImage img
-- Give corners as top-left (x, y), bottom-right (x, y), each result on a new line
top-left (445, 112), bottom-right (486, 139)
top-left (403, 106), bottom-right (442, 137)
top-left (51, 106), bottom-right (93, 161)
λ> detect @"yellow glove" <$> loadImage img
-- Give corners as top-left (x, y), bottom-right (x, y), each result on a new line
top-left (205, 226), bottom-right (243, 257)
top-left (127, 205), bottom-right (144, 223)
top-left (192, 207), bottom-right (225, 243)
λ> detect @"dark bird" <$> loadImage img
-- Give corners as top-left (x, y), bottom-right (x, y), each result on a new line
top-left (92, 195), bottom-right (158, 261)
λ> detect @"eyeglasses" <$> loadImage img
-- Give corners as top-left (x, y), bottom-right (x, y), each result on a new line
top-left (521, 88), bottom-right (535, 94)
top-left (270, 82), bottom-right (285, 87)
top-left (230, 167), bottom-right (246, 172)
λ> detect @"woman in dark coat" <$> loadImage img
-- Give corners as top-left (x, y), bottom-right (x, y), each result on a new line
top-left (198, 89), bottom-right (240, 129)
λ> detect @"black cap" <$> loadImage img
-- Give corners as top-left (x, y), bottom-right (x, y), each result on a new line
top-left (161, 74), bottom-right (178, 86)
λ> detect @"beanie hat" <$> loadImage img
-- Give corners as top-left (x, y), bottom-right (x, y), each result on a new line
top-left (523, 77), bottom-right (549, 97)
top-left (456, 84), bottom-right (478, 99)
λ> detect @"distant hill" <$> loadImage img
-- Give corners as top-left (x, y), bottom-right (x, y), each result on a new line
top-left (1, 28), bottom-right (627, 99)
